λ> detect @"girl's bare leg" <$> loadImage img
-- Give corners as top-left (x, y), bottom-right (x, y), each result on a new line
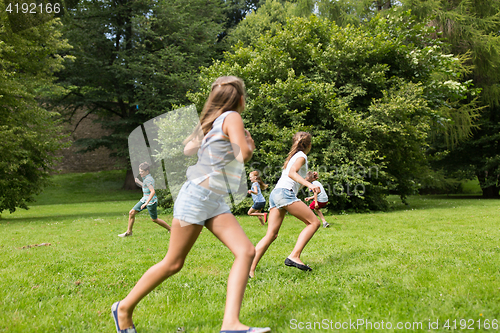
top-left (205, 213), bottom-right (256, 331)
top-left (116, 219), bottom-right (203, 329)
top-left (284, 201), bottom-right (321, 265)
top-left (247, 208), bottom-right (266, 225)
top-left (152, 217), bottom-right (171, 231)
top-left (315, 209), bottom-right (327, 223)
top-left (249, 207), bottom-right (286, 277)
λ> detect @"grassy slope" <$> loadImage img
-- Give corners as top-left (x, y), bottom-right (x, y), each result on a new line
top-left (31, 170), bottom-right (140, 205)
top-left (0, 172), bottom-right (498, 332)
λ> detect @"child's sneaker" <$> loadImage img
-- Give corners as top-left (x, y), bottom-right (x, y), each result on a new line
top-left (118, 231), bottom-right (132, 237)
top-left (322, 222), bottom-right (330, 228)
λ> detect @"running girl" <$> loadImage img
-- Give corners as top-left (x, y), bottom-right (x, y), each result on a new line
top-left (112, 76), bottom-right (270, 333)
top-left (249, 132), bottom-right (321, 278)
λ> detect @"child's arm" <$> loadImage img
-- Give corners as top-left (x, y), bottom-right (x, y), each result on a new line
top-left (184, 138), bottom-right (201, 156)
top-left (313, 191), bottom-right (319, 209)
top-left (135, 178), bottom-right (143, 187)
top-left (223, 112), bottom-right (254, 163)
top-left (288, 158), bottom-right (320, 194)
top-left (247, 184), bottom-right (259, 195)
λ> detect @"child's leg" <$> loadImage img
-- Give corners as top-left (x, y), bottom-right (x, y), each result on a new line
top-left (127, 209), bottom-right (139, 233)
top-left (247, 207), bottom-right (266, 217)
top-left (284, 201), bottom-right (321, 264)
top-left (152, 218), bottom-right (171, 231)
top-left (248, 207), bottom-right (265, 225)
top-left (148, 204), bottom-right (170, 231)
top-left (250, 207), bottom-right (286, 277)
top-left (315, 208), bottom-right (327, 223)
top-left (116, 219), bottom-right (202, 330)
top-left (205, 213), bottom-right (256, 331)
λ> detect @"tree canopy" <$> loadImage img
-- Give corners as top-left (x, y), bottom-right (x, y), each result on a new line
top-left (0, 10), bottom-right (71, 213)
top-left (285, 0), bottom-right (500, 197)
top-left (55, 0), bottom-right (227, 188)
top-left (190, 13), bottom-right (478, 210)
top-left (406, 0), bottom-right (500, 197)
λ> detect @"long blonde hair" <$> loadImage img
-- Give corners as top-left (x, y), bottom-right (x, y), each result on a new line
top-left (250, 170), bottom-right (268, 190)
top-left (283, 132), bottom-right (312, 169)
top-left (185, 76), bottom-right (246, 143)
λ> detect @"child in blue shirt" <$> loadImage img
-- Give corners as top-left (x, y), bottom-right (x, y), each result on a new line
top-left (247, 171), bottom-right (268, 225)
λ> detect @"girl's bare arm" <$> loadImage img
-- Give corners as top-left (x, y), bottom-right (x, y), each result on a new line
top-left (288, 158), bottom-right (320, 193)
top-left (223, 112), bottom-right (254, 163)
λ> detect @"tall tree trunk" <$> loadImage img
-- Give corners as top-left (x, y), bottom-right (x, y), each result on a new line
top-left (123, 168), bottom-right (139, 190)
top-left (481, 185), bottom-right (500, 198)
top-left (477, 171), bottom-right (500, 198)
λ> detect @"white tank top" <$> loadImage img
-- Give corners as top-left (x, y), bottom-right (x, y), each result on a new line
top-left (275, 151), bottom-right (308, 194)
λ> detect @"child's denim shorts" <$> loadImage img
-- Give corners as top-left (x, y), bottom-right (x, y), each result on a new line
top-left (269, 187), bottom-right (301, 209)
top-left (173, 181), bottom-right (231, 225)
top-left (251, 201), bottom-right (266, 210)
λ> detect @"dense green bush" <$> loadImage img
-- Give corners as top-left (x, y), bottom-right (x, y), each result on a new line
top-left (185, 13), bottom-right (477, 211)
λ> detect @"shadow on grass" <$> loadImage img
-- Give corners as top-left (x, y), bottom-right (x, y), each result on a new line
top-left (386, 194), bottom-right (494, 213)
top-left (419, 194), bottom-right (486, 200)
top-left (0, 211), bottom-right (126, 224)
top-left (30, 192), bottom-right (141, 206)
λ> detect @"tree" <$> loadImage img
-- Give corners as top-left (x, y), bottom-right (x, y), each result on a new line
top-left (220, 0), bottom-right (262, 41)
top-left (309, 0), bottom-right (500, 197)
top-left (404, 0), bottom-right (500, 197)
top-left (0, 9), bottom-right (72, 213)
top-left (190, 14), bottom-right (477, 210)
top-left (227, 0), bottom-right (315, 46)
top-left (54, 0), bottom-right (226, 189)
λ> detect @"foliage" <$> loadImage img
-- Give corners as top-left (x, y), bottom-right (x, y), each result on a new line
top-left (308, 0), bottom-right (500, 196)
top-left (189, 14), bottom-right (478, 209)
top-left (220, 0), bottom-right (262, 42)
top-left (54, 0), bottom-right (227, 188)
top-left (401, 0), bottom-right (500, 198)
top-left (227, 0), bottom-right (315, 46)
top-left (0, 8), bottom-right (71, 213)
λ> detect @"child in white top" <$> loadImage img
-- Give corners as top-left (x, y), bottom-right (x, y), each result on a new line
top-left (250, 132), bottom-right (321, 278)
top-left (305, 171), bottom-right (330, 228)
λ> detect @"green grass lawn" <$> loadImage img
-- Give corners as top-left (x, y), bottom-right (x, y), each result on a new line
top-left (1, 172), bottom-right (499, 332)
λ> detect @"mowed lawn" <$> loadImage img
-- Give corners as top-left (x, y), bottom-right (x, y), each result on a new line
top-left (1, 171), bottom-right (500, 332)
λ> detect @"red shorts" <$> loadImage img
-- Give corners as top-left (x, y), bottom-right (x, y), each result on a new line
top-left (309, 201), bottom-right (328, 210)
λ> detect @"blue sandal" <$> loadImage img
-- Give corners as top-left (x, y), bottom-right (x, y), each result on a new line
top-left (220, 327), bottom-right (271, 333)
top-left (111, 301), bottom-right (137, 333)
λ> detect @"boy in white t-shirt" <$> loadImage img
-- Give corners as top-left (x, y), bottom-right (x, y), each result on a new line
top-left (305, 171), bottom-right (329, 228)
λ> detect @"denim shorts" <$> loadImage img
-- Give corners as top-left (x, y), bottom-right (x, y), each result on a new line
top-left (251, 201), bottom-right (266, 210)
top-left (173, 181), bottom-right (231, 225)
top-left (133, 201), bottom-right (158, 220)
top-left (269, 187), bottom-right (301, 210)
